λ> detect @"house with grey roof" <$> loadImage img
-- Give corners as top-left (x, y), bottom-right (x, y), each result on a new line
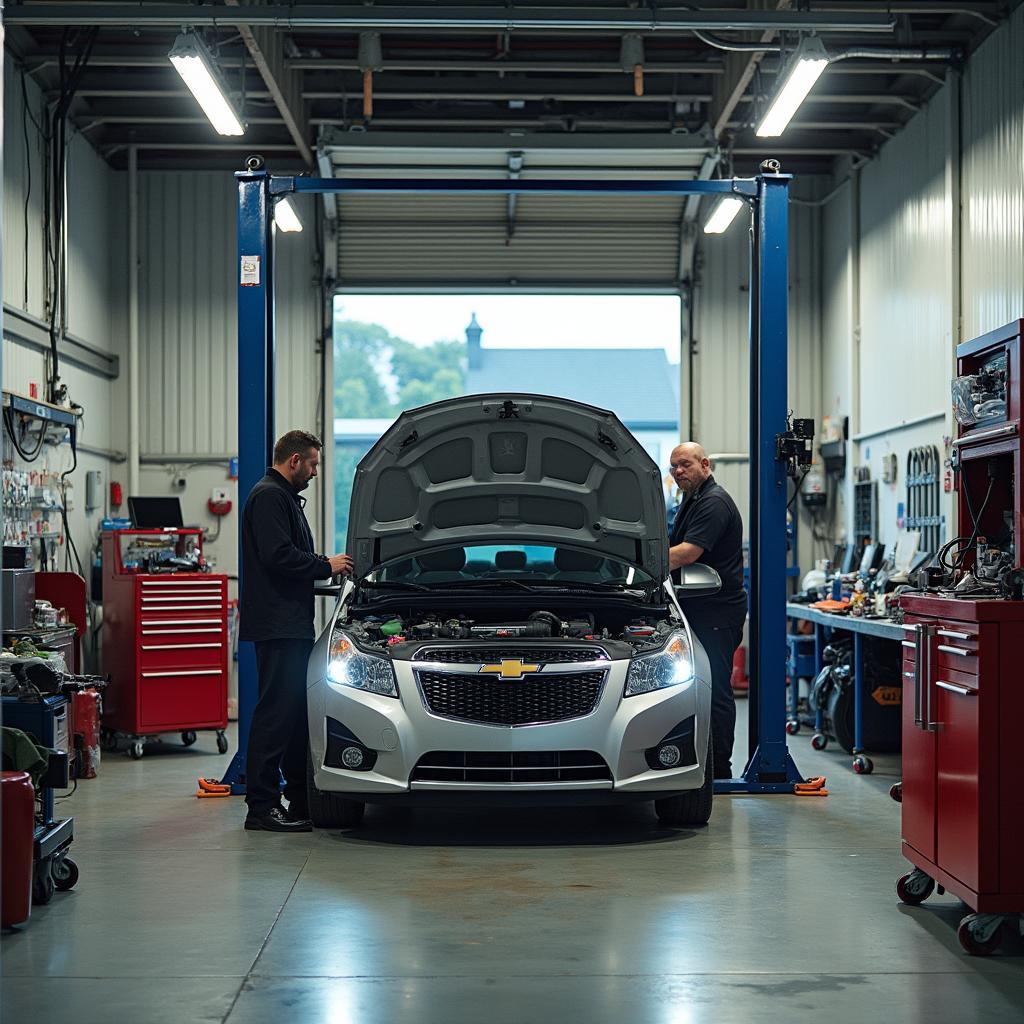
top-left (463, 313), bottom-right (681, 476)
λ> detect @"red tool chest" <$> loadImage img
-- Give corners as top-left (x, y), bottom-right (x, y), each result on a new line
top-left (101, 529), bottom-right (228, 757)
top-left (898, 594), bottom-right (1024, 949)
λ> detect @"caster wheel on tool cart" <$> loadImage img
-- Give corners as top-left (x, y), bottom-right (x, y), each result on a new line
top-left (52, 856), bottom-right (79, 892)
top-left (32, 859), bottom-right (55, 905)
top-left (890, 782), bottom-right (903, 802)
top-left (786, 720), bottom-right (800, 736)
top-left (958, 916), bottom-right (1003, 956)
top-left (216, 731), bottom-right (229, 755)
top-left (811, 733), bottom-right (828, 751)
top-left (101, 729), bottom-right (117, 752)
top-left (896, 870), bottom-right (934, 905)
top-left (853, 755), bottom-right (874, 775)
top-left (128, 741), bottom-right (144, 760)
top-left (181, 730), bottom-right (198, 747)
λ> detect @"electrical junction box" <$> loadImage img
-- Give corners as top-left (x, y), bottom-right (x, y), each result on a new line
top-left (85, 470), bottom-right (102, 512)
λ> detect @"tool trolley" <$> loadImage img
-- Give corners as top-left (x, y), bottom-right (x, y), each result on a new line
top-left (100, 528), bottom-right (229, 758)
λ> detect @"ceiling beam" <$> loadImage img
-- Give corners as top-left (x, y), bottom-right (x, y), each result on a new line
top-left (710, 0), bottom-right (792, 140)
top-left (6, 5), bottom-right (897, 33)
top-left (225, 0), bottom-right (313, 165)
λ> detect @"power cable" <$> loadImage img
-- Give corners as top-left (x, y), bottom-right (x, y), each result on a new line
top-left (3, 407), bottom-right (46, 462)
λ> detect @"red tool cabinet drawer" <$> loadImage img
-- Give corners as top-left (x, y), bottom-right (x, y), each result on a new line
top-left (138, 642), bottom-right (225, 670)
top-left (139, 670), bottom-right (224, 729)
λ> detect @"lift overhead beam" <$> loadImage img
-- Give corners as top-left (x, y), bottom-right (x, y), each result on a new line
top-left (7, 4), bottom-right (896, 32)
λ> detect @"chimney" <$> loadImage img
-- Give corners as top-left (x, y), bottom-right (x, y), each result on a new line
top-left (466, 312), bottom-right (483, 370)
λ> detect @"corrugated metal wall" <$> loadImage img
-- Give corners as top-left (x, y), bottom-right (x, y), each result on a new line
top-left (817, 83), bottom-right (957, 551)
top-left (859, 87), bottom-right (954, 435)
top-left (138, 175), bottom-right (321, 457)
top-left (136, 174), bottom-right (325, 575)
top-left (816, 3), bottom-right (1024, 553)
top-left (337, 193), bottom-right (686, 288)
top-left (961, 3), bottom-right (1024, 340)
top-left (693, 191), bottom-right (823, 573)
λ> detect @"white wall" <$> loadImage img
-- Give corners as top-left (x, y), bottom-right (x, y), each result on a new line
top-left (2, 59), bottom-right (123, 605)
top-left (819, 2), bottom-right (1024, 557)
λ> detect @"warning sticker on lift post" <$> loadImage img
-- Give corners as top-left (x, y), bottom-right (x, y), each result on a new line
top-left (240, 255), bottom-right (261, 286)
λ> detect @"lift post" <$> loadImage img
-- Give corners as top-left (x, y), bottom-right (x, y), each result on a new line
top-left (223, 167), bottom-right (804, 795)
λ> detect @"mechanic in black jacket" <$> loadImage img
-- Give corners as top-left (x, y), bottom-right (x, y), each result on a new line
top-left (241, 430), bottom-right (352, 832)
top-left (668, 442), bottom-right (747, 781)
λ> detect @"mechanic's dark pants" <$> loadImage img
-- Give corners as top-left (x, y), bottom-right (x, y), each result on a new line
top-left (245, 638), bottom-right (314, 813)
top-left (690, 621), bottom-right (744, 776)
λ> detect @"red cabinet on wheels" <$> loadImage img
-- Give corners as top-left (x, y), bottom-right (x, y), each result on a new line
top-left (898, 595), bottom-right (1024, 954)
top-left (101, 529), bottom-right (229, 759)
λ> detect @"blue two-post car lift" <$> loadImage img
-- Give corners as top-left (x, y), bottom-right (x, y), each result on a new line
top-left (221, 161), bottom-right (804, 796)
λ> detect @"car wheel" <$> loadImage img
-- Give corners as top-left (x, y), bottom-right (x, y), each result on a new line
top-left (655, 732), bottom-right (714, 827)
top-left (306, 746), bottom-right (365, 829)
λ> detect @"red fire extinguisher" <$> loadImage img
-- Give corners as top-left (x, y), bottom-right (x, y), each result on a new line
top-left (730, 646), bottom-right (750, 695)
top-left (72, 689), bottom-right (102, 779)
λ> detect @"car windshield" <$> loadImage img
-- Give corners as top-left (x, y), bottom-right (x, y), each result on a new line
top-left (364, 544), bottom-right (654, 588)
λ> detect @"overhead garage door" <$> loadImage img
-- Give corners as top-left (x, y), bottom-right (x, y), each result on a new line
top-left (321, 130), bottom-right (713, 290)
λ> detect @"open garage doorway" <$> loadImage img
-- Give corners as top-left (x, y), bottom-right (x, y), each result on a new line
top-left (333, 293), bottom-right (683, 549)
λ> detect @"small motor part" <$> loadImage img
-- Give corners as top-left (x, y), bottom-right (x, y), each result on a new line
top-left (470, 621), bottom-right (552, 638)
top-left (624, 622), bottom-right (656, 637)
top-left (380, 618), bottom-right (404, 636)
top-left (917, 565), bottom-right (950, 591)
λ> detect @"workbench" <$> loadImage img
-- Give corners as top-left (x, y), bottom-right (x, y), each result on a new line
top-left (785, 603), bottom-right (906, 773)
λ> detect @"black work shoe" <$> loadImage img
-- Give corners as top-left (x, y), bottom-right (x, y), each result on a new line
top-left (244, 806), bottom-right (312, 832)
top-left (283, 803), bottom-right (310, 823)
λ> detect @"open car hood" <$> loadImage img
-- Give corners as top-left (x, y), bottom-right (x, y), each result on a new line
top-left (347, 393), bottom-right (669, 580)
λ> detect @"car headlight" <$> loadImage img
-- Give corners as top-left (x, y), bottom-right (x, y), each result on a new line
top-left (327, 630), bottom-right (398, 698)
top-left (624, 631), bottom-right (694, 697)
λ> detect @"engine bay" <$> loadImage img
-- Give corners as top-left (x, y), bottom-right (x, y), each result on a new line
top-left (342, 604), bottom-right (678, 656)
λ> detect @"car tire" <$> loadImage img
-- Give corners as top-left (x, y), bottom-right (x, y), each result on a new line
top-left (654, 732), bottom-right (714, 827)
top-left (306, 746), bottom-right (366, 829)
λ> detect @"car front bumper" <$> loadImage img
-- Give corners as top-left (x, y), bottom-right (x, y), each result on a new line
top-left (307, 655), bottom-right (712, 802)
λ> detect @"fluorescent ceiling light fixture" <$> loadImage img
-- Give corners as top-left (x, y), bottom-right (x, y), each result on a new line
top-left (704, 196), bottom-right (745, 235)
top-left (169, 31), bottom-right (244, 136)
top-left (275, 197), bottom-right (303, 233)
top-left (756, 36), bottom-right (830, 138)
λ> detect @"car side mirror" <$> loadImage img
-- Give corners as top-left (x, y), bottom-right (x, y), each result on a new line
top-left (314, 575), bottom-right (344, 597)
top-left (674, 564), bottom-right (722, 598)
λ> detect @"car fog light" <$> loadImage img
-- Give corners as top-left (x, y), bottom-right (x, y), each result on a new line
top-left (341, 746), bottom-right (365, 769)
top-left (658, 744), bottom-right (681, 768)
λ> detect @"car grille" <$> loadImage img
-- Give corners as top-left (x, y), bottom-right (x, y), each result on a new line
top-left (416, 670), bottom-right (606, 726)
top-left (414, 646), bottom-right (608, 664)
top-left (412, 750), bottom-right (612, 783)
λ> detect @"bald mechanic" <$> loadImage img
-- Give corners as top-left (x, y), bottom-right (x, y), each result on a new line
top-left (668, 442), bottom-right (747, 780)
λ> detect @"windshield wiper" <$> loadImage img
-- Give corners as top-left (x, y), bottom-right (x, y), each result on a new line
top-left (436, 578), bottom-right (542, 593)
top-left (439, 577), bottom-right (636, 592)
top-left (360, 580), bottom-right (430, 592)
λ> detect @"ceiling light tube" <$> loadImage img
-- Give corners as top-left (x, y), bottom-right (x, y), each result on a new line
top-left (275, 197), bottom-right (303, 233)
top-left (704, 196), bottom-right (745, 235)
top-left (756, 36), bottom-right (830, 138)
top-left (169, 31), bottom-right (244, 137)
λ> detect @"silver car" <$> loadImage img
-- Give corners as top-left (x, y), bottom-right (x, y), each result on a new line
top-left (307, 394), bottom-right (720, 828)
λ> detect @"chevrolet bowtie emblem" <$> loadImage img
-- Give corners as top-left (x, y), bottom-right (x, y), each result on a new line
top-left (480, 659), bottom-right (541, 679)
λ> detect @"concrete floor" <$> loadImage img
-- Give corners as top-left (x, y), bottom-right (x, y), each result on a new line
top-left (3, 705), bottom-right (1022, 1024)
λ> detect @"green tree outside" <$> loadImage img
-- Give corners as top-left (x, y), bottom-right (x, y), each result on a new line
top-left (333, 316), bottom-right (466, 548)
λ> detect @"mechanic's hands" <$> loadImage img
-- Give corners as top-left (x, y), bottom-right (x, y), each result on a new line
top-left (328, 553), bottom-right (353, 575)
